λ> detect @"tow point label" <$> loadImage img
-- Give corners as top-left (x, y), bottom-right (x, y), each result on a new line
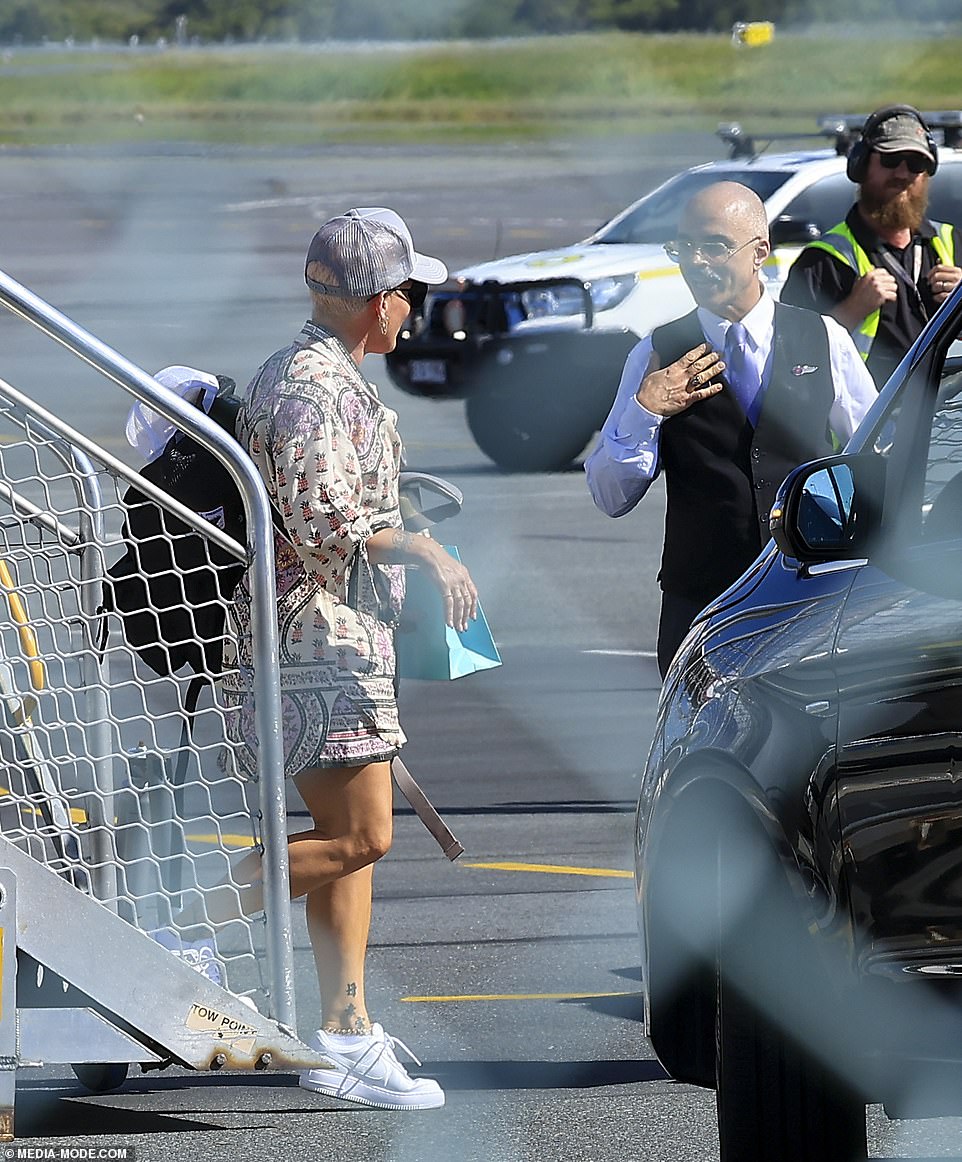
top-left (186, 1004), bottom-right (257, 1039)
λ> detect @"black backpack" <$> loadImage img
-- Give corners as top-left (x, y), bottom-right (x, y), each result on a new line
top-left (104, 376), bottom-right (460, 684)
top-left (104, 376), bottom-right (246, 682)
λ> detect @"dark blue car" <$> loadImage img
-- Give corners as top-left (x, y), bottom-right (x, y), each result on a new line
top-left (635, 289), bottom-right (962, 1160)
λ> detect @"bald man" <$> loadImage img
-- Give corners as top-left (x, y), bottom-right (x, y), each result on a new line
top-left (585, 182), bottom-right (877, 676)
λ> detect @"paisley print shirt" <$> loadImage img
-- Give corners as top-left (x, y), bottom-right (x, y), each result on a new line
top-left (222, 323), bottom-right (407, 775)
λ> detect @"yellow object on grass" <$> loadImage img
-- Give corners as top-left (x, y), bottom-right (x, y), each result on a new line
top-left (732, 21), bottom-right (775, 47)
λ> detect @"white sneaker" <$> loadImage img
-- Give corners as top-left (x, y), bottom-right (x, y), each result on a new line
top-left (299, 1023), bottom-right (445, 1110)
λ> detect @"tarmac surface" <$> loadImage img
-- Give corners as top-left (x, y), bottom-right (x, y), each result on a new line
top-left (0, 134), bottom-right (960, 1160)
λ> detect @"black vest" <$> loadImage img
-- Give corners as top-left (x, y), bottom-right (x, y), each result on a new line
top-left (651, 303), bottom-right (835, 607)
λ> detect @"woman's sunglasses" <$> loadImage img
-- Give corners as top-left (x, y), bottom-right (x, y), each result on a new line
top-left (392, 282), bottom-right (429, 310)
top-left (878, 151), bottom-right (931, 175)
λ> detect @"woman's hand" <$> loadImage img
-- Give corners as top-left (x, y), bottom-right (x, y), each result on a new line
top-left (417, 537), bottom-right (478, 631)
top-left (367, 527), bottom-right (479, 631)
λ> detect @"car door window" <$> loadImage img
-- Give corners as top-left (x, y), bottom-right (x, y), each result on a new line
top-left (861, 357), bottom-right (962, 553)
top-left (596, 170), bottom-right (790, 244)
top-left (921, 366), bottom-right (962, 541)
top-left (780, 173), bottom-right (854, 236)
top-left (927, 162), bottom-right (962, 226)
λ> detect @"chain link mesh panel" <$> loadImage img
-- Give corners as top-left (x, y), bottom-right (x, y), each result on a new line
top-left (0, 389), bottom-right (268, 1011)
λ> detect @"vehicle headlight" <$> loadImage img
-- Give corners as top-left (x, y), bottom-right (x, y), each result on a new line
top-left (520, 284), bottom-right (587, 319)
top-left (588, 273), bottom-right (638, 312)
top-left (519, 274), bottom-right (637, 319)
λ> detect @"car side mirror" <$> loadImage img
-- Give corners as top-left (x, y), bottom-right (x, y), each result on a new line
top-left (769, 215), bottom-right (822, 246)
top-left (770, 454), bottom-right (885, 563)
top-left (398, 471), bottom-right (463, 532)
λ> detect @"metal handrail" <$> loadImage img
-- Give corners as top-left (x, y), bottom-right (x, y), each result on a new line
top-left (0, 266), bottom-right (295, 1029)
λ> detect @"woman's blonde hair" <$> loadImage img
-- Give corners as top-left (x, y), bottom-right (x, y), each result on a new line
top-left (307, 260), bottom-right (375, 327)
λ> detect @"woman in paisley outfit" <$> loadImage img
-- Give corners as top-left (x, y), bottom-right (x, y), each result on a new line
top-left (223, 208), bottom-right (477, 1109)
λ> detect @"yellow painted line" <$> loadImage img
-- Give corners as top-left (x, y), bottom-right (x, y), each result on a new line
top-left (0, 786), bottom-right (256, 847)
top-left (402, 990), bottom-right (640, 1003)
top-left (0, 787), bottom-right (88, 826)
top-left (187, 833), bottom-right (257, 848)
top-left (463, 860), bottom-right (632, 879)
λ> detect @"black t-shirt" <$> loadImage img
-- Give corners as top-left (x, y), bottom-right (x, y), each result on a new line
top-left (781, 205), bottom-right (945, 386)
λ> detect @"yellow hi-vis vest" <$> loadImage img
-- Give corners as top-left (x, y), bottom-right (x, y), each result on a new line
top-left (805, 220), bottom-right (955, 360)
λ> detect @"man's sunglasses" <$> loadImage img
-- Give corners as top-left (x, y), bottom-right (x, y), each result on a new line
top-left (878, 151), bottom-right (931, 175)
top-left (392, 282), bottom-right (429, 310)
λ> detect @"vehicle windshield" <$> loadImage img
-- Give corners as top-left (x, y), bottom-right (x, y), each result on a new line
top-left (594, 169), bottom-right (792, 244)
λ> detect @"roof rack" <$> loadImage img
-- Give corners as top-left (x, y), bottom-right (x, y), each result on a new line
top-left (718, 111), bottom-right (962, 161)
top-left (818, 110), bottom-right (962, 151)
top-left (717, 122), bottom-right (848, 161)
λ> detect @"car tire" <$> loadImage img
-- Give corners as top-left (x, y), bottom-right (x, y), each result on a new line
top-left (714, 828), bottom-right (867, 1162)
top-left (465, 386), bottom-right (595, 472)
top-left (716, 970), bottom-right (866, 1162)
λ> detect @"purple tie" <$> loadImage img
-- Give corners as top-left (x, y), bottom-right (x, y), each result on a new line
top-left (723, 322), bottom-right (762, 426)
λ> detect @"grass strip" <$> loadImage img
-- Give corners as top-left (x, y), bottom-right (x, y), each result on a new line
top-left (0, 32), bottom-right (960, 145)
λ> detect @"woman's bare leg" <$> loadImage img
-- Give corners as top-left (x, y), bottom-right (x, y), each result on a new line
top-left (187, 760), bottom-right (393, 1029)
top-left (292, 761), bottom-right (393, 1030)
top-left (306, 863), bottom-right (374, 1031)
top-left (224, 759), bottom-right (394, 899)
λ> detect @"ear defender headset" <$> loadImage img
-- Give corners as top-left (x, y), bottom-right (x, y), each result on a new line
top-left (846, 104), bottom-right (939, 183)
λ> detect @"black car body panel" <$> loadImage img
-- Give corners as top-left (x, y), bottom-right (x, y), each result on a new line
top-left (634, 292), bottom-right (962, 1139)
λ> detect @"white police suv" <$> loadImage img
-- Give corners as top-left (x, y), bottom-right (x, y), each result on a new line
top-left (385, 113), bottom-right (962, 471)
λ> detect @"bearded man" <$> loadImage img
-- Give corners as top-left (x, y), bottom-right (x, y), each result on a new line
top-left (782, 104), bottom-right (961, 386)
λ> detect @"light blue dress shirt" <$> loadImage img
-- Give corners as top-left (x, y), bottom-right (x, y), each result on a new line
top-left (584, 292), bottom-right (878, 518)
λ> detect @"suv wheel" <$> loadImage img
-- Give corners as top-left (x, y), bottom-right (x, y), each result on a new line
top-left (466, 385), bottom-right (595, 472)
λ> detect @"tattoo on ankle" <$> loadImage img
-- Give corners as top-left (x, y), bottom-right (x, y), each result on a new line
top-left (330, 1010), bottom-right (368, 1035)
top-left (335, 990), bottom-right (368, 1033)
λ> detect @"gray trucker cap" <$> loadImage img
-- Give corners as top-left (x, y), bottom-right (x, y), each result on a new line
top-left (305, 207), bottom-right (448, 298)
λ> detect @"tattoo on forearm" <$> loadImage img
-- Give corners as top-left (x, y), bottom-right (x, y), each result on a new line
top-left (390, 529), bottom-right (414, 558)
top-left (346, 982), bottom-right (357, 998)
